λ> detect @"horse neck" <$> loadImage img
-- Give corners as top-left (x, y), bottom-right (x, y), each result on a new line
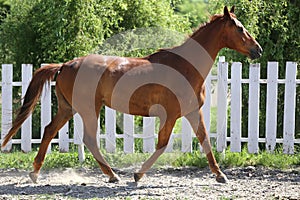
top-left (191, 19), bottom-right (225, 59)
top-left (170, 19), bottom-right (224, 79)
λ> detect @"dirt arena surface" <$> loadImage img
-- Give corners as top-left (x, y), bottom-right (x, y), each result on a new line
top-left (0, 166), bottom-right (299, 199)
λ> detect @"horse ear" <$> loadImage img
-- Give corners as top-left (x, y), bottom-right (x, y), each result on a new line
top-left (230, 6), bottom-right (235, 13)
top-left (224, 6), bottom-right (230, 17)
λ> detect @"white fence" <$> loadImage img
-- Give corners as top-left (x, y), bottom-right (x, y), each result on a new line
top-left (0, 60), bottom-right (299, 158)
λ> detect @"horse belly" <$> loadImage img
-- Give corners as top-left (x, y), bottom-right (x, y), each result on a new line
top-left (104, 84), bottom-right (182, 117)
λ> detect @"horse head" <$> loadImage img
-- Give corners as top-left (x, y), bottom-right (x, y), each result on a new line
top-left (221, 6), bottom-right (263, 59)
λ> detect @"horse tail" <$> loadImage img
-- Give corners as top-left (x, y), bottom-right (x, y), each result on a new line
top-left (1, 64), bottom-right (62, 148)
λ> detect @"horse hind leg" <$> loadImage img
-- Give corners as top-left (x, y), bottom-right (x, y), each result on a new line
top-left (80, 112), bottom-right (120, 183)
top-left (29, 97), bottom-right (73, 183)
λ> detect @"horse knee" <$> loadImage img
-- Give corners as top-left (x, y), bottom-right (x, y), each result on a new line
top-left (156, 144), bottom-right (168, 151)
top-left (83, 134), bottom-right (94, 146)
top-left (200, 137), bottom-right (213, 155)
top-left (40, 126), bottom-right (54, 143)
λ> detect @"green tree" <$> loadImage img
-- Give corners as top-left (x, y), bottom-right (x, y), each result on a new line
top-left (97, 0), bottom-right (190, 57)
top-left (0, 0), bottom-right (9, 21)
top-left (175, 0), bottom-right (210, 28)
top-left (0, 0), bottom-right (190, 141)
top-left (0, 0), bottom-right (190, 67)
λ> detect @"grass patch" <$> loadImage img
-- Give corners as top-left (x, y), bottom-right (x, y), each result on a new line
top-left (0, 148), bottom-right (181, 170)
top-left (171, 147), bottom-right (300, 169)
top-left (0, 151), bottom-right (35, 169)
top-left (173, 150), bottom-right (208, 168)
top-left (0, 146), bottom-right (299, 170)
top-left (221, 147), bottom-right (300, 169)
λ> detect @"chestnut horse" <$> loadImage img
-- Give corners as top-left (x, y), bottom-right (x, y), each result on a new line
top-left (2, 6), bottom-right (262, 184)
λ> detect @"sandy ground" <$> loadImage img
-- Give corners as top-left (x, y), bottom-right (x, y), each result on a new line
top-left (0, 166), bottom-right (299, 199)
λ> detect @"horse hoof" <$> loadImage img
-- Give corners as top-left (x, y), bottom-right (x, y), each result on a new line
top-left (108, 175), bottom-right (120, 183)
top-left (134, 173), bottom-right (144, 182)
top-left (216, 173), bottom-right (228, 184)
top-left (29, 172), bottom-right (39, 183)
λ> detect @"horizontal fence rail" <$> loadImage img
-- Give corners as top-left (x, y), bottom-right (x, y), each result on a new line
top-left (0, 59), bottom-right (299, 158)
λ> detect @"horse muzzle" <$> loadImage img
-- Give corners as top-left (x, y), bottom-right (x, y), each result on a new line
top-left (249, 45), bottom-right (263, 60)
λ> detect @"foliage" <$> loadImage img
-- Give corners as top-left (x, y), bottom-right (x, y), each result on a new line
top-left (173, 150), bottom-right (208, 168)
top-left (98, 27), bottom-right (186, 57)
top-left (113, 0), bottom-right (189, 32)
top-left (223, 146), bottom-right (300, 168)
top-left (174, 146), bottom-right (300, 169)
top-left (1, 0), bottom-right (104, 66)
top-left (208, 0), bottom-right (300, 140)
top-left (0, 0), bottom-right (190, 67)
top-left (0, 0), bottom-right (190, 140)
top-left (175, 0), bottom-right (210, 28)
top-left (0, 0), bottom-right (9, 22)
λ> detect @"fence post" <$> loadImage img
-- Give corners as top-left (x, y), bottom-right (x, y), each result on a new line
top-left (216, 61), bottom-right (228, 153)
top-left (21, 64), bottom-right (33, 152)
top-left (1, 64), bottom-right (13, 152)
top-left (283, 62), bottom-right (297, 154)
top-left (181, 117), bottom-right (193, 152)
top-left (40, 64), bottom-right (52, 153)
top-left (59, 122), bottom-right (69, 152)
top-left (265, 62), bottom-right (278, 152)
top-left (123, 114), bottom-right (134, 153)
top-left (105, 106), bottom-right (116, 153)
top-left (230, 62), bottom-right (242, 152)
top-left (74, 113), bottom-right (85, 162)
top-left (165, 133), bottom-right (174, 152)
top-left (143, 117), bottom-right (155, 153)
top-left (203, 72), bottom-right (211, 135)
top-left (248, 63), bottom-right (260, 154)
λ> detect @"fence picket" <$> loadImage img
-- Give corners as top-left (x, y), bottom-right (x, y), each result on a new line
top-left (1, 61), bottom-right (300, 156)
top-left (1, 64), bottom-right (13, 151)
top-left (143, 117), bottom-right (155, 153)
top-left (248, 64), bottom-right (260, 153)
top-left (124, 114), bottom-right (134, 153)
top-left (59, 122), bottom-right (69, 152)
top-left (216, 61), bottom-right (228, 152)
top-left (105, 107), bottom-right (116, 153)
top-left (181, 117), bottom-right (193, 152)
top-left (40, 64), bottom-right (52, 153)
top-left (230, 62), bottom-right (242, 152)
top-left (165, 133), bottom-right (174, 153)
top-left (21, 64), bottom-right (33, 152)
top-left (203, 72), bottom-right (211, 134)
top-left (283, 62), bottom-right (297, 154)
top-left (74, 113), bottom-right (85, 162)
top-left (266, 62), bottom-right (278, 152)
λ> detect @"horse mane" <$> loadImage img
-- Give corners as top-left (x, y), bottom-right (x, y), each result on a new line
top-left (146, 13), bottom-right (237, 58)
top-left (144, 16), bottom-right (222, 59)
top-left (190, 12), bottom-right (236, 39)
top-left (189, 15), bottom-right (220, 38)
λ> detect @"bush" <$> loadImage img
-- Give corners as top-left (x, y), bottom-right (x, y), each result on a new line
top-left (0, 0), bottom-right (190, 67)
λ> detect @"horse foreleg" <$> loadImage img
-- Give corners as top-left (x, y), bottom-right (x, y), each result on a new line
top-left (81, 114), bottom-right (120, 183)
top-left (30, 106), bottom-right (73, 183)
top-left (134, 118), bottom-right (176, 182)
top-left (185, 109), bottom-right (228, 183)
